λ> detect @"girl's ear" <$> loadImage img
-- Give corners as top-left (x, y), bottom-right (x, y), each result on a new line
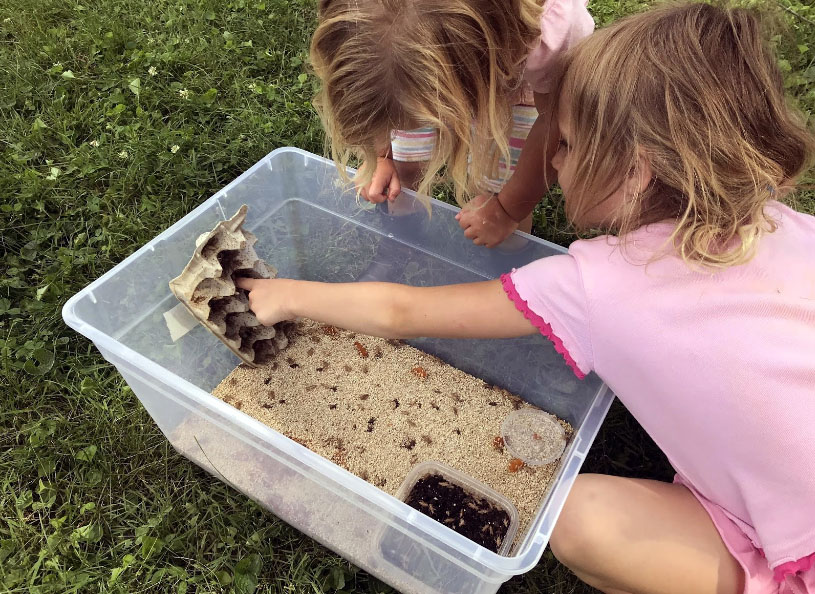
top-left (627, 150), bottom-right (654, 196)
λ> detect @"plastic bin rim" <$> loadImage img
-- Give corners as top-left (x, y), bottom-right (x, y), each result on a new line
top-left (61, 145), bottom-right (612, 576)
top-left (64, 146), bottom-right (568, 323)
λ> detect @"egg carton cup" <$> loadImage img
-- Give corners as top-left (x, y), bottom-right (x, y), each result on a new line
top-left (169, 204), bottom-right (290, 366)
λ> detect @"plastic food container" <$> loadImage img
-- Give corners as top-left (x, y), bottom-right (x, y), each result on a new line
top-left (501, 409), bottom-right (568, 466)
top-left (394, 461), bottom-right (520, 556)
top-left (62, 147), bottom-right (614, 594)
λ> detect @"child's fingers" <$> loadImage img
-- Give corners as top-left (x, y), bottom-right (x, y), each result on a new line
top-left (387, 177), bottom-right (401, 201)
top-left (235, 277), bottom-right (258, 291)
top-left (368, 179), bottom-right (383, 197)
top-left (368, 176), bottom-right (389, 202)
top-left (463, 226), bottom-right (479, 240)
top-left (360, 185), bottom-right (386, 204)
top-left (458, 212), bottom-right (487, 232)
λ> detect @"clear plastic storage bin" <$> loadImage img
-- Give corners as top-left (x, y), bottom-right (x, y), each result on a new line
top-left (63, 147), bottom-right (613, 594)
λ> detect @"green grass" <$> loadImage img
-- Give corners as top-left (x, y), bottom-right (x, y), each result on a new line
top-left (1, 0), bottom-right (813, 592)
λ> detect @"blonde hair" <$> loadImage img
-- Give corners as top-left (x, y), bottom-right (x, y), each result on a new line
top-left (555, 2), bottom-right (815, 266)
top-left (310, 0), bottom-right (541, 205)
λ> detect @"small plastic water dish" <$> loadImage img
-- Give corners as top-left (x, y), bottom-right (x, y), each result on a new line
top-left (501, 409), bottom-right (567, 466)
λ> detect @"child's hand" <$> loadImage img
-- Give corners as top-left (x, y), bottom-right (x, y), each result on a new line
top-left (455, 194), bottom-right (519, 248)
top-left (359, 157), bottom-right (401, 203)
top-left (234, 278), bottom-right (293, 326)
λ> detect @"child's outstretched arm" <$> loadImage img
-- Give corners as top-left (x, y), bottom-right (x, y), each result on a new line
top-left (456, 92), bottom-right (559, 247)
top-left (498, 93), bottom-right (559, 221)
top-left (235, 278), bottom-right (537, 340)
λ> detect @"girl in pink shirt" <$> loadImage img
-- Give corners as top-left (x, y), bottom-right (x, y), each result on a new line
top-left (246, 3), bottom-right (815, 592)
top-left (310, 0), bottom-right (593, 248)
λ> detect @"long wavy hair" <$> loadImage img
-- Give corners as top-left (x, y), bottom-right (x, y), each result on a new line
top-left (554, 2), bottom-right (815, 266)
top-left (310, 0), bottom-right (542, 204)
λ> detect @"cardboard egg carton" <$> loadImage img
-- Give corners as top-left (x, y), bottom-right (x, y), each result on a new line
top-left (169, 204), bottom-right (290, 366)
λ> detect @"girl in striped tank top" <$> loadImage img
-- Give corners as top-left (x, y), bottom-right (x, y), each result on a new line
top-left (310, 0), bottom-right (594, 249)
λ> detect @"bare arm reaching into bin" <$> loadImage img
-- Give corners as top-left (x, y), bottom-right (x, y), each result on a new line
top-left (455, 93), bottom-right (559, 248)
top-left (234, 278), bottom-right (537, 340)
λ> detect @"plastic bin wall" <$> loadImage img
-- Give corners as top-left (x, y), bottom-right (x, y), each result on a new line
top-left (63, 147), bottom-right (613, 593)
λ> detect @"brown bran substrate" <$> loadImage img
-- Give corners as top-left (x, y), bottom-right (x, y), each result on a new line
top-left (211, 319), bottom-right (571, 546)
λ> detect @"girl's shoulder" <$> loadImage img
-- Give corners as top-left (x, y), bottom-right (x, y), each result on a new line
top-left (525, 0), bottom-right (594, 93)
top-left (540, 0), bottom-right (592, 23)
top-left (566, 222), bottom-right (675, 268)
top-left (766, 200), bottom-right (815, 236)
top-left (567, 202), bottom-right (815, 283)
top-left (755, 201), bottom-right (815, 269)
top-left (540, 0), bottom-right (594, 42)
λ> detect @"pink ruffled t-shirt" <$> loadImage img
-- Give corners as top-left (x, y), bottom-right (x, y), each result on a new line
top-left (502, 202), bottom-right (815, 579)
